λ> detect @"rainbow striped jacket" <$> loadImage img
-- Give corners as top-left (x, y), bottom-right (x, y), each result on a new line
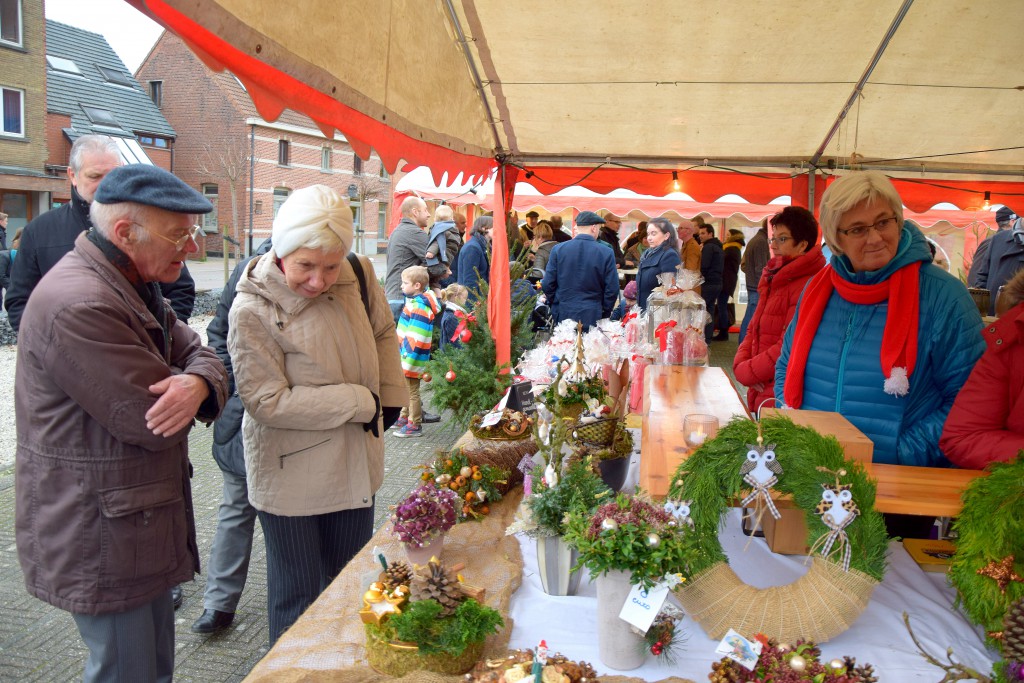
top-left (397, 291), bottom-right (440, 378)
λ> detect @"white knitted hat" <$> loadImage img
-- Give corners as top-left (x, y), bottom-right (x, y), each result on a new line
top-left (272, 185), bottom-right (354, 257)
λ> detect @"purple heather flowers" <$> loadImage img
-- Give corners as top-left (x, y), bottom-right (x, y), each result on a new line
top-left (391, 484), bottom-right (459, 548)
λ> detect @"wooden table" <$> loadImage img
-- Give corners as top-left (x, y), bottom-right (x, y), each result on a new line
top-left (639, 365), bottom-right (750, 498)
top-left (867, 463), bottom-right (985, 517)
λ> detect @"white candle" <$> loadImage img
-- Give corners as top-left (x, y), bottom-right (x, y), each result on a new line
top-left (688, 430), bottom-right (706, 445)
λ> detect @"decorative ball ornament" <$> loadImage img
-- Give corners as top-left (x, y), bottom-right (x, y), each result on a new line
top-left (646, 533), bottom-right (661, 548)
top-left (788, 654), bottom-right (807, 672)
top-left (460, 328), bottom-right (473, 343)
top-left (422, 372), bottom-right (432, 383)
top-left (446, 369), bottom-right (457, 382)
top-left (828, 658), bottom-right (846, 673)
top-left (460, 466), bottom-right (473, 478)
top-left (601, 518), bottom-right (619, 532)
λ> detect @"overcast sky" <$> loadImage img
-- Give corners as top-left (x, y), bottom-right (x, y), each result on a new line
top-left (45, 0), bottom-right (163, 72)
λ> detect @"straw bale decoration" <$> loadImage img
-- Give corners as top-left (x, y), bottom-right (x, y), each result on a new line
top-left (666, 415), bottom-right (888, 643)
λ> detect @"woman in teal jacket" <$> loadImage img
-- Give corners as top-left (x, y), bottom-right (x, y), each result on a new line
top-left (774, 171), bottom-right (984, 468)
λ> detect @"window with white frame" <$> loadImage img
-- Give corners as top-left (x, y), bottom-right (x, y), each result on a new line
top-left (0, 0), bottom-right (22, 47)
top-left (201, 184), bottom-right (218, 231)
top-left (1, 86), bottom-right (23, 137)
top-left (272, 187), bottom-right (290, 217)
top-left (378, 202), bottom-right (388, 240)
top-left (321, 146), bottom-right (331, 172)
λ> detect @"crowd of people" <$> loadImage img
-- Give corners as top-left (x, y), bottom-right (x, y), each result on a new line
top-left (6, 141), bottom-right (1021, 683)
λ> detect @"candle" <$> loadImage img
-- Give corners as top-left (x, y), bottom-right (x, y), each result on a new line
top-left (688, 429), bottom-right (706, 445)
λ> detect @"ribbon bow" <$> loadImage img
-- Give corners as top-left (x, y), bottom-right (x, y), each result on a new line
top-left (740, 473), bottom-right (782, 522)
top-left (451, 311), bottom-right (477, 343)
top-left (655, 320), bottom-right (678, 352)
top-left (807, 511), bottom-right (857, 572)
top-left (621, 311), bottom-right (638, 327)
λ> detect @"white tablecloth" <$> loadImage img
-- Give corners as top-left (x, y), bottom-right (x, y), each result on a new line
top-left (508, 452), bottom-right (997, 681)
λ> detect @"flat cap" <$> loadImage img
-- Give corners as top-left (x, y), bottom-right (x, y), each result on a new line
top-left (575, 210), bottom-right (605, 227)
top-left (94, 164), bottom-right (213, 214)
top-left (996, 206), bottom-right (1017, 224)
top-left (525, 210), bottom-right (539, 218)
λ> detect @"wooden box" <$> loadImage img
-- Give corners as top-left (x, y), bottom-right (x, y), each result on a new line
top-left (755, 409), bottom-right (873, 554)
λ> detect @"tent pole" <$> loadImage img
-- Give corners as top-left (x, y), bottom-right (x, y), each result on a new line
top-left (809, 0), bottom-right (916, 169)
top-left (442, 0), bottom-right (503, 153)
top-left (808, 169), bottom-right (816, 212)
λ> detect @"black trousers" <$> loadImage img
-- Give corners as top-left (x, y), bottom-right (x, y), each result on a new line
top-left (257, 505), bottom-right (373, 645)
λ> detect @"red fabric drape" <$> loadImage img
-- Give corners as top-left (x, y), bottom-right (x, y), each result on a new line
top-left (489, 165), bottom-right (519, 370)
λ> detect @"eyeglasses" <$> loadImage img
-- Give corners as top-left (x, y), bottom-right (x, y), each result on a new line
top-left (768, 236), bottom-right (792, 245)
top-left (139, 223), bottom-right (202, 250)
top-left (837, 216), bottom-right (899, 239)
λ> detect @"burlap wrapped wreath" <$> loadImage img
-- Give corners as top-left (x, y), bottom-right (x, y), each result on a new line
top-left (666, 415), bottom-right (888, 644)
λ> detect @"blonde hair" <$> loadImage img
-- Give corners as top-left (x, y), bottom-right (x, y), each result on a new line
top-left (434, 204), bottom-right (454, 222)
top-left (819, 171), bottom-right (904, 255)
top-left (402, 265), bottom-right (429, 289)
top-left (441, 283), bottom-right (469, 305)
top-left (533, 222), bottom-right (553, 241)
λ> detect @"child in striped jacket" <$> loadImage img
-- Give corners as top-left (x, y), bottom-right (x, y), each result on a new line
top-left (395, 266), bottom-right (440, 437)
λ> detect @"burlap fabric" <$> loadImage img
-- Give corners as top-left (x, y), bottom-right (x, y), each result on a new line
top-left (452, 431), bottom-right (538, 489)
top-left (244, 490), bottom-right (525, 682)
top-left (674, 558), bottom-right (878, 644)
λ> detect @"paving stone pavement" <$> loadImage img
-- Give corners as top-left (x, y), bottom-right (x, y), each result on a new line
top-left (0, 312), bottom-right (461, 682)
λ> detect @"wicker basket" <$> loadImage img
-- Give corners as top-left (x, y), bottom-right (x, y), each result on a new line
top-left (455, 433), bottom-right (537, 491)
top-left (364, 624), bottom-right (485, 676)
top-left (968, 287), bottom-right (991, 317)
top-left (569, 416), bottom-right (619, 448)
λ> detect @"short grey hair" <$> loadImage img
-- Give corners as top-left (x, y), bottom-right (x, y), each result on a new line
top-left (70, 135), bottom-right (121, 173)
top-left (89, 201), bottom-right (150, 242)
top-left (819, 171), bottom-right (904, 255)
top-left (471, 215), bottom-right (493, 235)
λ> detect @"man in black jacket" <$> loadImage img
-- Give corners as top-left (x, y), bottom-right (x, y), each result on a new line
top-left (697, 223), bottom-right (725, 343)
top-left (190, 237), bottom-right (273, 635)
top-left (5, 135), bottom-right (195, 333)
top-left (597, 212), bottom-right (626, 268)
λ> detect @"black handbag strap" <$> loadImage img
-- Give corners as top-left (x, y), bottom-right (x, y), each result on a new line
top-left (347, 251), bottom-right (371, 319)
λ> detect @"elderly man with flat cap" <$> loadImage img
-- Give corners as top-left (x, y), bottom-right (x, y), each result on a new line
top-left (541, 210), bottom-right (620, 329)
top-left (14, 164), bottom-right (228, 683)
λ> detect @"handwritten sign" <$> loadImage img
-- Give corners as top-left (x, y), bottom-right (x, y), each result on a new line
top-left (618, 581), bottom-right (669, 632)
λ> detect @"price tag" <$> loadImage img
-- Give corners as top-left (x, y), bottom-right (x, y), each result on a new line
top-left (480, 410), bottom-right (503, 428)
top-left (618, 581), bottom-right (669, 632)
top-left (715, 628), bottom-right (763, 670)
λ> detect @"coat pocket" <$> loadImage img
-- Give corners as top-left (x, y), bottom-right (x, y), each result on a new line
top-left (97, 478), bottom-right (182, 587)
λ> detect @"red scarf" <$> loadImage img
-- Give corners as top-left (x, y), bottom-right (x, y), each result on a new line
top-left (783, 262), bottom-right (921, 408)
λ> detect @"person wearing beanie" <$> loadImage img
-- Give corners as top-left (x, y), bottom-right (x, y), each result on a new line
top-left (972, 204), bottom-right (1023, 314)
top-left (774, 172), bottom-right (984, 477)
top-left (14, 163), bottom-right (229, 681)
top-left (227, 184), bottom-right (407, 646)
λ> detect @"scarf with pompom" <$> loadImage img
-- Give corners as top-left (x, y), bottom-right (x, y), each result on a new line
top-left (783, 261), bottom-right (920, 407)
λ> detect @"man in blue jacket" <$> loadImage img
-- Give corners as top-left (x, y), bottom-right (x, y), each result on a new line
top-left (541, 211), bottom-right (619, 330)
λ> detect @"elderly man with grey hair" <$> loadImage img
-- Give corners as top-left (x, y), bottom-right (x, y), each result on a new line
top-left (15, 164), bottom-right (228, 682)
top-left (5, 134), bottom-right (196, 333)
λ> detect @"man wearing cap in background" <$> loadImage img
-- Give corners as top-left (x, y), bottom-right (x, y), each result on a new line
top-left (14, 164), bottom-right (228, 682)
top-left (6, 134), bottom-right (196, 335)
top-left (597, 212), bottom-right (627, 268)
top-left (974, 205), bottom-right (1022, 314)
top-left (521, 210), bottom-right (540, 241)
top-left (541, 210), bottom-right (620, 329)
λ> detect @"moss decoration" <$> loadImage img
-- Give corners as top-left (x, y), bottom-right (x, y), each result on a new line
top-left (948, 453), bottom-right (1024, 649)
top-left (667, 415), bottom-right (888, 581)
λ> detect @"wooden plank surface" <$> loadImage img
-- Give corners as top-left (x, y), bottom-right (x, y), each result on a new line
top-left (868, 462), bottom-right (985, 517)
top-left (640, 365), bottom-right (749, 498)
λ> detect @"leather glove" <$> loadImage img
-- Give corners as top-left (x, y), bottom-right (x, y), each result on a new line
top-left (363, 392), bottom-right (381, 438)
top-left (382, 406), bottom-right (402, 432)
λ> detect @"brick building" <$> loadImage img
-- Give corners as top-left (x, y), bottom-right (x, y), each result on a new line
top-left (0, 0), bottom-right (63, 234)
top-left (136, 31), bottom-right (393, 258)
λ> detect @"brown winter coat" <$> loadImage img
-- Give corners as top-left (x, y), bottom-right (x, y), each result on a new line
top-left (229, 250), bottom-right (407, 516)
top-left (15, 233), bottom-right (227, 615)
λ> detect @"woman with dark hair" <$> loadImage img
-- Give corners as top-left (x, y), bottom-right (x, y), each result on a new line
top-left (635, 217), bottom-right (681, 309)
top-left (733, 206), bottom-right (824, 413)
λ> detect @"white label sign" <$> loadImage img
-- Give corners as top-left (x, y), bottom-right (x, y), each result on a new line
top-left (618, 581), bottom-right (669, 633)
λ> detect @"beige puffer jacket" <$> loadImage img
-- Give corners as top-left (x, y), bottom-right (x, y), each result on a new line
top-left (228, 250), bottom-right (407, 515)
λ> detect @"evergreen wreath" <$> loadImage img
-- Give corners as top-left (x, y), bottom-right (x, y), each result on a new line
top-left (948, 453), bottom-right (1024, 649)
top-left (666, 415), bottom-right (889, 642)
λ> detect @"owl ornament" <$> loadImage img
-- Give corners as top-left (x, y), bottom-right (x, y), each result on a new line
top-left (810, 471), bottom-right (859, 572)
top-left (663, 499), bottom-right (695, 529)
top-left (739, 442), bottom-right (783, 522)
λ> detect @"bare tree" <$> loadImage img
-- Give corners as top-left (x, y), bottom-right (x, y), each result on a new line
top-left (196, 136), bottom-right (250, 258)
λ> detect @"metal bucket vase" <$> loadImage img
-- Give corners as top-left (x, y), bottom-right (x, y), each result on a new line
top-left (404, 532), bottom-right (444, 566)
top-left (595, 569), bottom-right (646, 670)
top-left (536, 535), bottom-right (581, 596)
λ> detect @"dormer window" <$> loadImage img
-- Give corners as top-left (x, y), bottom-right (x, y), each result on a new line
top-left (46, 55), bottom-right (82, 75)
top-left (97, 66), bottom-right (134, 88)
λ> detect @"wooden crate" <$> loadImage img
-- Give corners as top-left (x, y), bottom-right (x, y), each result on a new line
top-left (759, 505), bottom-right (809, 555)
top-left (760, 408), bottom-right (873, 464)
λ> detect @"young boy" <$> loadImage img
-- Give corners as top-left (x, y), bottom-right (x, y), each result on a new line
top-left (394, 265), bottom-right (440, 437)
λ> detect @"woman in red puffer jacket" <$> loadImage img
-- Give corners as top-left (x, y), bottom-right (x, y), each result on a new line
top-left (940, 268), bottom-right (1024, 468)
top-left (734, 207), bottom-right (825, 414)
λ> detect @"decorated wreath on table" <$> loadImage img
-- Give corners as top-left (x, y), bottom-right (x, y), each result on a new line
top-left (666, 415), bottom-right (889, 644)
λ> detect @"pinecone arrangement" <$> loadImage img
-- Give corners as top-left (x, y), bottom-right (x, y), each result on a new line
top-left (412, 558), bottom-right (466, 616)
top-left (381, 560), bottom-right (414, 592)
top-left (1005, 598), bottom-right (1024, 681)
top-left (707, 638), bottom-right (878, 683)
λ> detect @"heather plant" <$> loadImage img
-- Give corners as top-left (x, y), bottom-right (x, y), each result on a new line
top-left (391, 484), bottom-right (459, 548)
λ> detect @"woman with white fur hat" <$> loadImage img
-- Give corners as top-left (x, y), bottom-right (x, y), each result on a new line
top-left (228, 185), bottom-right (407, 645)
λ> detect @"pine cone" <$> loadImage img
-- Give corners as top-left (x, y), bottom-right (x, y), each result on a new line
top-left (411, 558), bottom-right (465, 616)
top-left (381, 560), bottom-right (413, 591)
top-left (852, 662), bottom-right (879, 683)
top-left (1005, 597), bottom-right (1024, 662)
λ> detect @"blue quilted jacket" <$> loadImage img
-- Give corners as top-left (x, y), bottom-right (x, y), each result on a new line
top-left (775, 222), bottom-right (984, 467)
